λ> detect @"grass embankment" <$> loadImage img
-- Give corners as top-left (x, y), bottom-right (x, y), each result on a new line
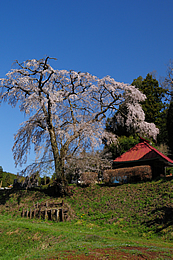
top-left (0, 178), bottom-right (173, 259)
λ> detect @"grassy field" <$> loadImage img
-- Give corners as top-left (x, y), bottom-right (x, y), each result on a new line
top-left (0, 178), bottom-right (173, 259)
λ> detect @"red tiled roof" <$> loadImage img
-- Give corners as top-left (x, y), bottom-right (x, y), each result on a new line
top-left (114, 141), bottom-right (173, 165)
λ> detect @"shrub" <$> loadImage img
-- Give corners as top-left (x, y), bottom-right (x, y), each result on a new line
top-left (79, 172), bottom-right (98, 186)
top-left (103, 165), bottom-right (152, 184)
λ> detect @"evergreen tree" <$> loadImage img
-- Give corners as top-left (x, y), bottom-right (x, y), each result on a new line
top-left (0, 166), bottom-right (3, 180)
top-left (132, 74), bottom-right (168, 144)
top-left (105, 73), bottom-right (168, 159)
top-left (167, 101), bottom-right (173, 156)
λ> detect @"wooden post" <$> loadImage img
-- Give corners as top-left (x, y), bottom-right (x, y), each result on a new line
top-left (55, 209), bottom-right (59, 221)
top-left (46, 201), bottom-right (48, 208)
top-left (59, 208), bottom-right (64, 222)
top-left (38, 208), bottom-right (41, 219)
top-left (50, 209), bottom-right (53, 220)
top-left (45, 208), bottom-right (47, 220)
top-left (26, 208), bottom-right (29, 218)
top-left (34, 209), bottom-right (36, 218)
top-left (62, 208), bottom-right (64, 222)
top-left (30, 208), bottom-right (32, 219)
top-left (22, 208), bottom-right (25, 217)
top-left (36, 202), bottom-right (39, 209)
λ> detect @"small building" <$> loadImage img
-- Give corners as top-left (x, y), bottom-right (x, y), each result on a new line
top-left (113, 138), bottom-right (173, 179)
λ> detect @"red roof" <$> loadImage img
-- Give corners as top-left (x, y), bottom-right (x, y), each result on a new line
top-left (114, 140), bottom-right (173, 166)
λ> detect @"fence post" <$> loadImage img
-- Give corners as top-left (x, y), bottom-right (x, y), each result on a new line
top-left (45, 208), bottom-right (47, 220)
top-left (34, 209), bottom-right (36, 218)
top-left (22, 208), bottom-right (25, 217)
top-left (26, 208), bottom-right (29, 218)
top-left (62, 208), bottom-right (64, 222)
top-left (38, 208), bottom-right (41, 219)
top-left (55, 209), bottom-right (59, 221)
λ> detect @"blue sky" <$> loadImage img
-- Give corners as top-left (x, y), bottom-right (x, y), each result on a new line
top-left (0, 0), bottom-right (173, 175)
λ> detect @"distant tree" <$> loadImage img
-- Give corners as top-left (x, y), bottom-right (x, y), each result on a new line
top-left (132, 74), bottom-right (168, 144)
top-left (163, 60), bottom-right (173, 155)
top-left (1, 172), bottom-right (16, 187)
top-left (161, 59), bottom-right (173, 95)
top-left (0, 57), bottom-right (159, 194)
top-left (159, 60), bottom-right (173, 156)
top-left (65, 150), bottom-right (113, 183)
top-left (106, 74), bottom-right (167, 141)
top-left (105, 73), bottom-right (168, 159)
top-left (0, 166), bottom-right (3, 180)
top-left (107, 135), bottom-right (140, 159)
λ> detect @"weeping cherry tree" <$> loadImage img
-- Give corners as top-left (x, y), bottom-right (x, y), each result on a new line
top-left (0, 57), bottom-right (159, 194)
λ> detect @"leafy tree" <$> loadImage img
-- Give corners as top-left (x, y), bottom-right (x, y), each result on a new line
top-left (0, 171), bottom-right (16, 187)
top-left (106, 74), bottom-right (165, 141)
top-left (0, 57), bottom-right (159, 194)
top-left (0, 166), bottom-right (3, 179)
top-left (0, 166), bottom-right (3, 187)
top-left (105, 73), bottom-right (168, 159)
top-left (65, 150), bottom-right (113, 183)
top-left (167, 106), bottom-right (173, 156)
top-left (132, 74), bottom-right (168, 144)
top-left (108, 135), bottom-right (140, 159)
top-left (161, 60), bottom-right (173, 155)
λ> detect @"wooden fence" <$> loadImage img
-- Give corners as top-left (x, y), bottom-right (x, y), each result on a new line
top-left (21, 200), bottom-right (68, 222)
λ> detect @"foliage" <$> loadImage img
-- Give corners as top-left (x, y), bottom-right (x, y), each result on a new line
top-left (105, 73), bottom-right (169, 160)
top-left (0, 57), bottom-right (159, 193)
top-left (64, 150), bottom-right (112, 183)
top-left (0, 166), bottom-right (3, 180)
top-left (107, 135), bottom-right (139, 159)
top-left (79, 172), bottom-right (98, 186)
top-left (103, 165), bottom-right (152, 184)
top-left (132, 73), bottom-right (169, 144)
top-left (167, 101), bottom-right (173, 155)
top-left (106, 74), bottom-right (165, 141)
top-left (161, 59), bottom-right (173, 94)
top-left (0, 167), bottom-right (16, 187)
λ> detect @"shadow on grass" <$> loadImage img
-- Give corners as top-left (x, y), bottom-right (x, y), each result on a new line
top-left (142, 206), bottom-right (173, 232)
top-left (0, 185), bottom-right (63, 206)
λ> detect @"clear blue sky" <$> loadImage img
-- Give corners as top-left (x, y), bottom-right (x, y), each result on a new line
top-left (0, 0), bottom-right (173, 175)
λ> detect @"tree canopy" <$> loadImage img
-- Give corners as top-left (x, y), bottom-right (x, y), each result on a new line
top-left (105, 73), bottom-right (169, 159)
top-left (163, 60), bottom-right (173, 155)
top-left (0, 57), bottom-right (159, 193)
top-left (132, 74), bottom-right (168, 144)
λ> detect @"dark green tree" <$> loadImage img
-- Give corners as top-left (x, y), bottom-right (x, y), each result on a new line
top-left (163, 60), bottom-right (173, 156)
top-left (167, 101), bottom-right (173, 156)
top-left (105, 73), bottom-right (169, 159)
top-left (132, 74), bottom-right (168, 144)
top-left (108, 135), bottom-right (139, 159)
top-left (0, 166), bottom-right (3, 180)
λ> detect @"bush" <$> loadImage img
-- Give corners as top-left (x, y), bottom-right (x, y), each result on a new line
top-left (79, 172), bottom-right (98, 186)
top-left (103, 165), bottom-right (152, 184)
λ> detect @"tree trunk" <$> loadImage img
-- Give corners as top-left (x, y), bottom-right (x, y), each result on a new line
top-left (49, 128), bottom-right (68, 195)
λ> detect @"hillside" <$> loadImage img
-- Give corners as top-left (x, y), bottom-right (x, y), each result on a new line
top-left (0, 178), bottom-right (173, 241)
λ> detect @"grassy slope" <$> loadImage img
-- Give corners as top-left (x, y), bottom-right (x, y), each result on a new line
top-left (66, 179), bottom-right (173, 240)
top-left (0, 178), bottom-right (173, 259)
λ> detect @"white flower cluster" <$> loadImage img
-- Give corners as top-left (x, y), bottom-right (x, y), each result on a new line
top-left (0, 57), bottom-right (159, 170)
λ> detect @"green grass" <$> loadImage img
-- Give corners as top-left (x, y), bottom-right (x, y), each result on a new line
top-left (0, 215), bottom-right (173, 259)
top-left (66, 179), bottom-right (173, 240)
top-left (0, 178), bottom-right (173, 259)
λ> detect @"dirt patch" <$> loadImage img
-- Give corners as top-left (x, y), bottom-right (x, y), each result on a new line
top-left (48, 246), bottom-right (173, 259)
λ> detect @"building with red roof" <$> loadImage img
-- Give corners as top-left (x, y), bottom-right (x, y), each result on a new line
top-left (113, 138), bottom-right (173, 178)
